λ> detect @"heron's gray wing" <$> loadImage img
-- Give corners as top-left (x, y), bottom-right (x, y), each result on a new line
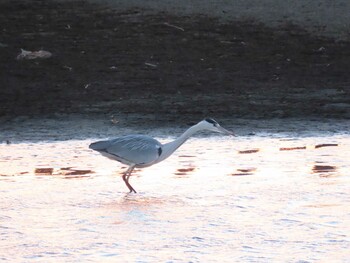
top-left (90, 135), bottom-right (162, 165)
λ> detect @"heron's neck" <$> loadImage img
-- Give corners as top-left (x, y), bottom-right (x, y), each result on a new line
top-left (157, 124), bottom-right (201, 163)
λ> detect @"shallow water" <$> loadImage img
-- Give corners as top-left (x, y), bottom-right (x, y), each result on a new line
top-left (1, 132), bottom-right (350, 262)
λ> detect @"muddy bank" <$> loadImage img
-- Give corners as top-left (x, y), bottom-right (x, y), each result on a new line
top-left (95, 0), bottom-right (350, 40)
top-left (0, 0), bottom-right (349, 127)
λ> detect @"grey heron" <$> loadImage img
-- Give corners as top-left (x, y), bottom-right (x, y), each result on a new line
top-left (89, 118), bottom-right (233, 193)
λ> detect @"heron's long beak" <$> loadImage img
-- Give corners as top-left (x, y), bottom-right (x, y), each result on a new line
top-left (218, 126), bottom-right (235, 136)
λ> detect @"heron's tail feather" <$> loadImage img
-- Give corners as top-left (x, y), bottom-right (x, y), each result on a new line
top-left (89, 140), bottom-right (110, 151)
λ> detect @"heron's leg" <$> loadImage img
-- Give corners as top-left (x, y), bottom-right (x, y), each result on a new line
top-left (126, 167), bottom-right (137, 193)
top-left (122, 166), bottom-right (136, 193)
top-left (122, 172), bottom-right (135, 193)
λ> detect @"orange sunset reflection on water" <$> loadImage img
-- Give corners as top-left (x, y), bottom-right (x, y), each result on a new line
top-left (0, 134), bottom-right (349, 262)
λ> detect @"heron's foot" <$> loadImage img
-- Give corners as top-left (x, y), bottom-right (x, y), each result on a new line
top-left (123, 174), bottom-right (137, 193)
top-left (125, 182), bottom-right (137, 193)
top-left (127, 183), bottom-right (137, 193)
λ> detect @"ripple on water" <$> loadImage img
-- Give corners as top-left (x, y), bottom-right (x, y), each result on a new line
top-left (0, 135), bottom-right (349, 262)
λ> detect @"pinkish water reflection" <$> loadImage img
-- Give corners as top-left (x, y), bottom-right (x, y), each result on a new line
top-left (0, 134), bottom-right (349, 262)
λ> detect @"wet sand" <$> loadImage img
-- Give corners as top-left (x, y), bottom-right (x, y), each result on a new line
top-left (0, 0), bottom-right (349, 134)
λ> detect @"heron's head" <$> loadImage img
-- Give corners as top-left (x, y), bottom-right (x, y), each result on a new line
top-left (199, 118), bottom-right (234, 135)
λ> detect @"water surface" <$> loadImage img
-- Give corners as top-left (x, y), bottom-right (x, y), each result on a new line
top-left (1, 132), bottom-right (349, 262)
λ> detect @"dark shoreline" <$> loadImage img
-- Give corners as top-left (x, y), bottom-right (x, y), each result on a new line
top-left (1, 114), bottom-right (349, 143)
top-left (0, 0), bottom-right (349, 124)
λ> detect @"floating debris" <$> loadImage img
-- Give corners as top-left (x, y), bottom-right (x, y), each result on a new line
top-left (304, 203), bottom-right (340, 208)
top-left (16, 49), bottom-right (52, 60)
top-left (315, 143), bottom-right (338, 149)
top-left (63, 65), bottom-right (73, 71)
top-left (238, 149), bottom-right (259, 154)
top-left (63, 169), bottom-right (93, 176)
top-left (230, 173), bottom-right (250, 176)
top-left (175, 167), bottom-right (195, 176)
top-left (279, 146), bottom-right (306, 151)
top-left (163, 22), bottom-right (185, 31)
top-left (231, 167), bottom-right (256, 176)
top-left (312, 165), bottom-right (337, 177)
top-left (58, 167), bottom-right (94, 178)
top-left (177, 167), bottom-right (195, 173)
top-left (315, 46), bottom-right (326, 53)
top-left (60, 167), bottom-right (73, 171)
top-left (35, 168), bottom-right (54, 175)
top-left (145, 62), bottom-right (157, 68)
top-left (34, 167), bottom-right (93, 177)
top-left (237, 168), bottom-right (256, 173)
top-left (1, 174), bottom-right (13, 177)
top-left (110, 116), bottom-right (119, 124)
